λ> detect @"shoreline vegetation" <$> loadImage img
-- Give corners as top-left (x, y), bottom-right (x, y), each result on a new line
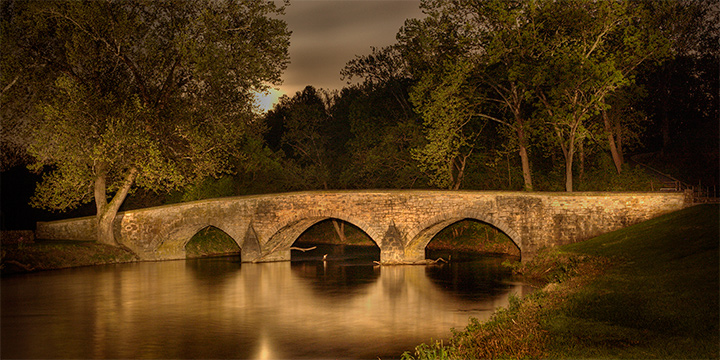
top-left (2, 205), bottom-right (717, 358)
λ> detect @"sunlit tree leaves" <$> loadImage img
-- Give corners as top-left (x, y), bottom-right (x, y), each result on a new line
top-left (2, 0), bottom-right (290, 245)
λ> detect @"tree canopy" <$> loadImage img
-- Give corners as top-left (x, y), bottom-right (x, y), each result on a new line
top-left (394, 0), bottom-right (679, 191)
top-left (1, 0), bottom-right (290, 244)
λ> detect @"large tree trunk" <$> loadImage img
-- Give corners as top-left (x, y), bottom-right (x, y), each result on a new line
top-left (516, 119), bottom-right (533, 191)
top-left (518, 141), bottom-right (533, 192)
top-left (565, 149), bottom-right (574, 192)
top-left (603, 109), bottom-right (623, 174)
top-left (94, 167), bottom-right (138, 246)
top-left (554, 122), bottom-right (575, 192)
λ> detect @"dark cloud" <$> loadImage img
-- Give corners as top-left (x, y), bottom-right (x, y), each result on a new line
top-left (278, 0), bottom-right (423, 96)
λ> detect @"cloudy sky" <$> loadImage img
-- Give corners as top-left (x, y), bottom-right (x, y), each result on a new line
top-left (256, 0), bottom-right (424, 111)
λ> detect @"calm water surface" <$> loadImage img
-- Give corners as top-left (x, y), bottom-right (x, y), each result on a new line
top-left (2, 245), bottom-right (531, 359)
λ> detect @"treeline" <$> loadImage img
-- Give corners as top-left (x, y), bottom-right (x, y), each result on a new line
top-left (181, 0), bottom-right (717, 201)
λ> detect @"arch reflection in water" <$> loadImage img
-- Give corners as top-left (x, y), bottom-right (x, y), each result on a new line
top-left (1, 256), bottom-right (531, 359)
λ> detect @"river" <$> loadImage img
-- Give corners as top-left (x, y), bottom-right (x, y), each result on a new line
top-left (1, 245), bottom-right (531, 359)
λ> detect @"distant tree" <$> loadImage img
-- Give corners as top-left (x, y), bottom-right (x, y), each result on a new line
top-left (264, 85), bottom-right (359, 242)
top-left (639, 0), bottom-right (719, 155)
top-left (639, 44), bottom-right (719, 185)
top-left (2, 0), bottom-right (290, 246)
top-left (335, 85), bottom-right (426, 189)
top-left (340, 47), bottom-right (425, 189)
top-left (599, 85), bottom-right (648, 174)
top-left (267, 86), bottom-right (335, 190)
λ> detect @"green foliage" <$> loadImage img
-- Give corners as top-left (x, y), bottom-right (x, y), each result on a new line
top-left (577, 158), bottom-right (654, 192)
top-left (338, 83), bottom-right (426, 189)
top-left (389, 0), bottom-right (684, 192)
top-left (5, 0), bottom-right (289, 217)
top-left (263, 86), bottom-right (339, 190)
top-left (410, 60), bottom-right (479, 189)
top-left (532, 0), bottom-right (673, 191)
top-left (401, 340), bottom-right (454, 360)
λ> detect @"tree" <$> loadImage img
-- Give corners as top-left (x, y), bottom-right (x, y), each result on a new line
top-left (393, 0), bottom-right (544, 191)
top-left (1, 1), bottom-right (60, 170)
top-left (340, 46), bottom-right (426, 189)
top-left (535, 0), bottom-right (671, 191)
top-left (410, 59), bottom-right (480, 189)
top-left (4, 0), bottom-right (290, 246)
top-left (392, 7), bottom-right (483, 190)
top-left (456, 0), bottom-right (542, 191)
top-left (267, 86), bottom-right (335, 190)
top-left (599, 85), bottom-right (648, 174)
top-left (265, 86), bottom-right (356, 242)
top-left (649, 1), bottom-right (718, 154)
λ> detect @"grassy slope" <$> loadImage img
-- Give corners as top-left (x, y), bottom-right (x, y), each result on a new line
top-left (548, 203), bottom-right (719, 358)
top-left (403, 204), bottom-right (719, 359)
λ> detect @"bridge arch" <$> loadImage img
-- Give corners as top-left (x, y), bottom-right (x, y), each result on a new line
top-left (156, 220), bottom-right (247, 260)
top-left (185, 225), bottom-right (241, 257)
top-left (262, 214), bottom-right (383, 257)
top-left (405, 211), bottom-right (523, 258)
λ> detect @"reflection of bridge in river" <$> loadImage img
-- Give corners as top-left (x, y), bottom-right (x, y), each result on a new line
top-left (36, 190), bottom-right (687, 262)
top-left (0, 256), bottom-right (531, 359)
top-left (186, 260), bottom-right (532, 359)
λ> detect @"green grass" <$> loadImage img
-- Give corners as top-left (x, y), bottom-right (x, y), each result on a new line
top-left (547, 204), bottom-right (719, 358)
top-left (403, 204), bottom-right (719, 359)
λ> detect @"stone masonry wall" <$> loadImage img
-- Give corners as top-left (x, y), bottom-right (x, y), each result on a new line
top-left (35, 191), bottom-right (688, 262)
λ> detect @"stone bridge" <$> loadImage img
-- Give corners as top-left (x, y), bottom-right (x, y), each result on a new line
top-left (36, 190), bottom-right (689, 263)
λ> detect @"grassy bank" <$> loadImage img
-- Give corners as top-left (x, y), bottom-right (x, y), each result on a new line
top-left (1, 240), bottom-right (138, 275)
top-left (403, 204), bottom-right (719, 359)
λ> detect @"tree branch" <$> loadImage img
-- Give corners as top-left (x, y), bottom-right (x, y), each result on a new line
top-left (1, 74), bottom-right (20, 97)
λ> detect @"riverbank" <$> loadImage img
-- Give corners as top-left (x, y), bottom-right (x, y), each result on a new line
top-left (403, 203), bottom-right (719, 359)
top-left (1, 240), bottom-right (138, 275)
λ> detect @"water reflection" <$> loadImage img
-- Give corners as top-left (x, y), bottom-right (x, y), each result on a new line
top-left (2, 253), bottom-right (531, 359)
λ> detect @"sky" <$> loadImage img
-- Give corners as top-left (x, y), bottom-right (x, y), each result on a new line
top-left (255, 0), bottom-right (424, 112)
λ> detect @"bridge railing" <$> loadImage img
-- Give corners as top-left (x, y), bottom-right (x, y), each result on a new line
top-left (635, 156), bottom-right (718, 204)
